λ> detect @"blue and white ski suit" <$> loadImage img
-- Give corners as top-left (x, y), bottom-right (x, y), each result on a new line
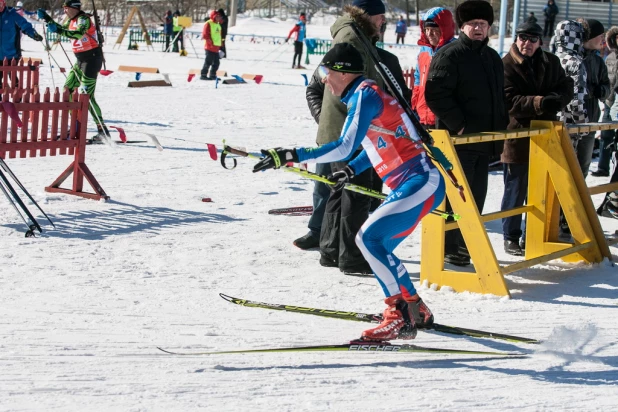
top-left (296, 77), bottom-right (445, 298)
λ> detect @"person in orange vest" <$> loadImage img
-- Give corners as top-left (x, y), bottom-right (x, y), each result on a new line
top-left (200, 10), bottom-right (223, 80)
top-left (38, 0), bottom-right (108, 142)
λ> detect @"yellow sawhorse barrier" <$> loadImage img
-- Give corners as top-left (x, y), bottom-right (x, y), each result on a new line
top-left (421, 120), bottom-right (609, 297)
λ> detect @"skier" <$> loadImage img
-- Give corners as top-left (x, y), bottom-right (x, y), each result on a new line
top-left (286, 13), bottom-right (306, 69)
top-left (253, 44), bottom-right (443, 341)
top-left (38, 0), bottom-right (109, 141)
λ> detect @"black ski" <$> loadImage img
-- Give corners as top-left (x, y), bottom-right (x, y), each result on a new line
top-left (87, 139), bottom-right (147, 145)
top-left (0, 158), bottom-right (54, 228)
top-left (220, 293), bottom-right (540, 344)
top-left (157, 341), bottom-right (521, 356)
top-left (268, 206), bottom-right (314, 216)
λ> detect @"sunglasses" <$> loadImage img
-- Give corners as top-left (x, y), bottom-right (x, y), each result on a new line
top-left (518, 34), bottom-right (540, 43)
top-left (318, 65), bottom-right (330, 80)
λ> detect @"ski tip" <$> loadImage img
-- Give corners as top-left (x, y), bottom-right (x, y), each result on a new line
top-left (219, 293), bottom-right (233, 301)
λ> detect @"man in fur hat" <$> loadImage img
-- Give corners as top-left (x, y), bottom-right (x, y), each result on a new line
top-left (500, 21), bottom-right (573, 256)
top-left (425, 0), bottom-right (508, 266)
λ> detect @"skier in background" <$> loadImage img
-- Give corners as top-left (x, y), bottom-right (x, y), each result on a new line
top-left (38, 0), bottom-right (108, 141)
top-left (286, 12), bottom-right (306, 69)
top-left (253, 44), bottom-right (443, 341)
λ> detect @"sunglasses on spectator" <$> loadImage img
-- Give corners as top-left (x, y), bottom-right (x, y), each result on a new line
top-left (518, 34), bottom-right (540, 43)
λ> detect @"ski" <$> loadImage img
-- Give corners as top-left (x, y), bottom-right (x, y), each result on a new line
top-left (268, 206), bottom-right (313, 216)
top-left (0, 158), bottom-right (54, 228)
top-left (0, 169), bottom-right (42, 236)
top-left (87, 139), bottom-right (147, 145)
top-left (157, 341), bottom-right (521, 356)
top-left (220, 293), bottom-right (540, 344)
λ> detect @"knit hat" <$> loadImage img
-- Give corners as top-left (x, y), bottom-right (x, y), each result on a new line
top-left (455, 0), bottom-right (494, 28)
top-left (62, 0), bottom-right (81, 8)
top-left (586, 19), bottom-right (605, 39)
top-left (352, 0), bottom-right (386, 16)
top-left (515, 22), bottom-right (543, 37)
top-left (321, 43), bottom-right (364, 73)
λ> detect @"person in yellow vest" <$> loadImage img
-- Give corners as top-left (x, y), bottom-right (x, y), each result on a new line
top-left (38, 0), bottom-right (109, 142)
top-left (172, 10), bottom-right (185, 53)
top-left (200, 10), bottom-right (223, 80)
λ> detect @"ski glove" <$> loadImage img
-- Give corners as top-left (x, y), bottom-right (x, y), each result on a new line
top-left (540, 94), bottom-right (563, 112)
top-left (253, 148), bottom-right (299, 172)
top-left (31, 33), bottom-right (43, 42)
top-left (37, 9), bottom-right (53, 23)
top-left (47, 22), bottom-right (58, 33)
top-left (327, 165), bottom-right (355, 193)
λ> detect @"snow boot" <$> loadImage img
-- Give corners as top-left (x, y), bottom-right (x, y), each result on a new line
top-left (361, 295), bottom-right (406, 341)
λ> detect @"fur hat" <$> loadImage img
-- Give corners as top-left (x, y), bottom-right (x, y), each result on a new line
top-left (352, 0), bottom-right (386, 16)
top-left (455, 0), bottom-right (494, 28)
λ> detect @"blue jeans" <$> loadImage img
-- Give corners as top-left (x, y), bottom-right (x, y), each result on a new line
top-left (308, 163), bottom-right (331, 237)
top-left (573, 133), bottom-right (596, 178)
top-left (501, 163), bottom-right (528, 242)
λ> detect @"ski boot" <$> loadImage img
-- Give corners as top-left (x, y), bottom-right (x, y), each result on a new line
top-left (88, 124), bottom-right (110, 144)
top-left (397, 294), bottom-right (434, 340)
top-left (361, 295), bottom-right (406, 341)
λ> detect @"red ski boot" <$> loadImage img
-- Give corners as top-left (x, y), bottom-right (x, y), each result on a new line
top-left (396, 294), bottom-right (434, 340)
top-left (361, 295), bottom-right (406, 341)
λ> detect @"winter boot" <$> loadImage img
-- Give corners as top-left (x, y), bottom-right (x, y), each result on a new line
top-left (361, 295), bottom-right (405, 341)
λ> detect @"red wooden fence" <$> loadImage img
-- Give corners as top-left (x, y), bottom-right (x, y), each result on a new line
top-left (0, 58), bottom-right (40, 91)
top-left (0, 87), bottom-right (108, 200)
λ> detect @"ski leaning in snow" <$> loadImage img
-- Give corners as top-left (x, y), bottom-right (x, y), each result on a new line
top-left (0, 168), bottom-right (42, 237)
top-left (157, 341), bottom-right (522, 357)
top-left (268, 206), bottom-right (314, 216)
top-left (220, 294), bottom-right (540, 344)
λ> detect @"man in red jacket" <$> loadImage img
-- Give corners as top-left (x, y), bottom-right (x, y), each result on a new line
top-left (201, 10), bottom-right (223, 80)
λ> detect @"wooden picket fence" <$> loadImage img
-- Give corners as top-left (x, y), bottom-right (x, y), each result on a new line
top-left (0, 87), bottom-right (108, 200)
top-left (0, 58), bottom-right (40, 91)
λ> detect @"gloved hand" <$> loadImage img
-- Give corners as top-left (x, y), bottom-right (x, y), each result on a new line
top-left (47, 22), bottom-right (58, 33)
top-left (284, 38), bottom-right (289, 43)
top-left (31, 32), bottom-right (43, 42)
top-left (593, 85), bottom-right (606, 99)
top-left (37, 8), bottom-right (47, 19)
top-left (253, 148), bottom-right (299, 172)
top-left (541, 94), bottom-right (563, 112)
top-left (327, 165), bottom-right (355, 193)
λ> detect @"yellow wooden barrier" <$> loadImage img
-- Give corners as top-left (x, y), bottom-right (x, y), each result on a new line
top-left (421, 120), bottom-right (609, 297)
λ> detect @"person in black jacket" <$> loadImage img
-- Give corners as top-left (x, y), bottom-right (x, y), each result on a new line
top-left (425, 0), bottom-right (508, 267)
top-left (217, 8), bottom-right (228, 58)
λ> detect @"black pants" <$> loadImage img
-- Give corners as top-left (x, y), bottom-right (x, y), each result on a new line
top-left (165, 34), bottom-right (171, 52)
top-left (445, 151), bottom-right (490, 256)
top-left (220, 38), bottom-right (226, 58)
top-left (293, 41), bottom-right (303, 67)
top-left (201, 50), bottom-right (220, 79)
top-left (172, 30), bottom-right (184, 52)
top-left (543, 19), bottom-right (555, 37)
top-left (320, 156), bottom-right (373, 271)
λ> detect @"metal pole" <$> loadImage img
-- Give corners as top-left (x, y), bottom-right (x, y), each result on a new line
top-left (498, 0), bottom-right (508, 56)
top-left (512, 0), bottom-right (521, 41)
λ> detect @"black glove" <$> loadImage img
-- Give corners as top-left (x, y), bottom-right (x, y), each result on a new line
top-left (327, 165), bottom-right (355, 193)
top-left (540, 95), bottom-right (563, 113)
top-left (253, 148), bottom-right (298, 172)
top-left (31, 32), bottom-right (43, 42)
top-left (593, 85), bottom-right (605, 99)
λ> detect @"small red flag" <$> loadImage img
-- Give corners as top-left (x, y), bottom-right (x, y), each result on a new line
top-left (109, 125), bottom-right (127, 143)
top-left (206, 143), bottom-right (218, 160)
top-left (100, 69), bottom-right (114, 76)
top-left (188, 74), bottom-right (195, 82)
top-left (2, 102), bottom-right (23, 127)
top-left (254, 75), bottom-right (263, 84)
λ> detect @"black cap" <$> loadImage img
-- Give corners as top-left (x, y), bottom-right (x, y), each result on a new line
top-left (63, 0), bottom-right (81, 8)
top-left (515, 22), bottom-right (543, 37)
top-left (321, 43), bottom-right (364, 74)
top-left (425, 19), bottom-right (439, 28)
top-left (586, 19), bottom-right (605, 39)
top-left (352, 0), bottom-right (386, 16)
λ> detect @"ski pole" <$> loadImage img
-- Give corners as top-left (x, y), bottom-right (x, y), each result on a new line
top-left (220, 144), bottom-right (459, 221)
top-left (42, 26), bottom-right (56, 89)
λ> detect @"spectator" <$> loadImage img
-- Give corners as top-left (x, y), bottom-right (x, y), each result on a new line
top-left (163, 10), bottom-right (173, 52)
top-left (576, 18), bottom-right (609, 178)
top-left (527, 12), bottom-right (537, 25)
top-left (395, 15), bottom-right (407, 44)
top-left (543, 0), bottom-right (559, 38)
top-left (593, 26), bottom-right (618, 177)
top-left (0, 0), bottom-right (42, 78)
top-left (411, 7), bottom-right (456, 129)
top-left (172, 10), bottom-right (184, 53)
top-left (300, 28), bottom-right (412, 253)
top-left (425, 0), bottom-right (508, 267)
top-left (200, 10), bottom-right (223, 80)
top-left (217, 8), bottom-right (228, 58)
top-left (295, 0), bottom-right (392, 276)
top-left (254, 43), bottom-right (439, 341)
top-left (286, 13), bottom-right (306, 69)
top-left (501, 22), bottom-right (573, 256)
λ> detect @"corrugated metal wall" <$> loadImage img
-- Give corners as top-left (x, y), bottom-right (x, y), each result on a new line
top-left (521, 0), bottom-right (618, 29)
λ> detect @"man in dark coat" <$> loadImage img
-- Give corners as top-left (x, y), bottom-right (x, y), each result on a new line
top-left (425, 0), bottom-right (509, 266)
top-left (500, 22), bottom-right (573, 256)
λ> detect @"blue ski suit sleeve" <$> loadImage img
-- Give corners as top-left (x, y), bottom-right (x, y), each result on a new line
top-left (296, 85), bottom-right (383, 173)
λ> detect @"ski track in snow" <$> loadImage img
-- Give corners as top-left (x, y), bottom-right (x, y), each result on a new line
top-left (1, 15), bottom-right (617, 412)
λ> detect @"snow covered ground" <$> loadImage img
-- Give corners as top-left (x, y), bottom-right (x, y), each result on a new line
top-left (1, 16), bottom-right (617, 411)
